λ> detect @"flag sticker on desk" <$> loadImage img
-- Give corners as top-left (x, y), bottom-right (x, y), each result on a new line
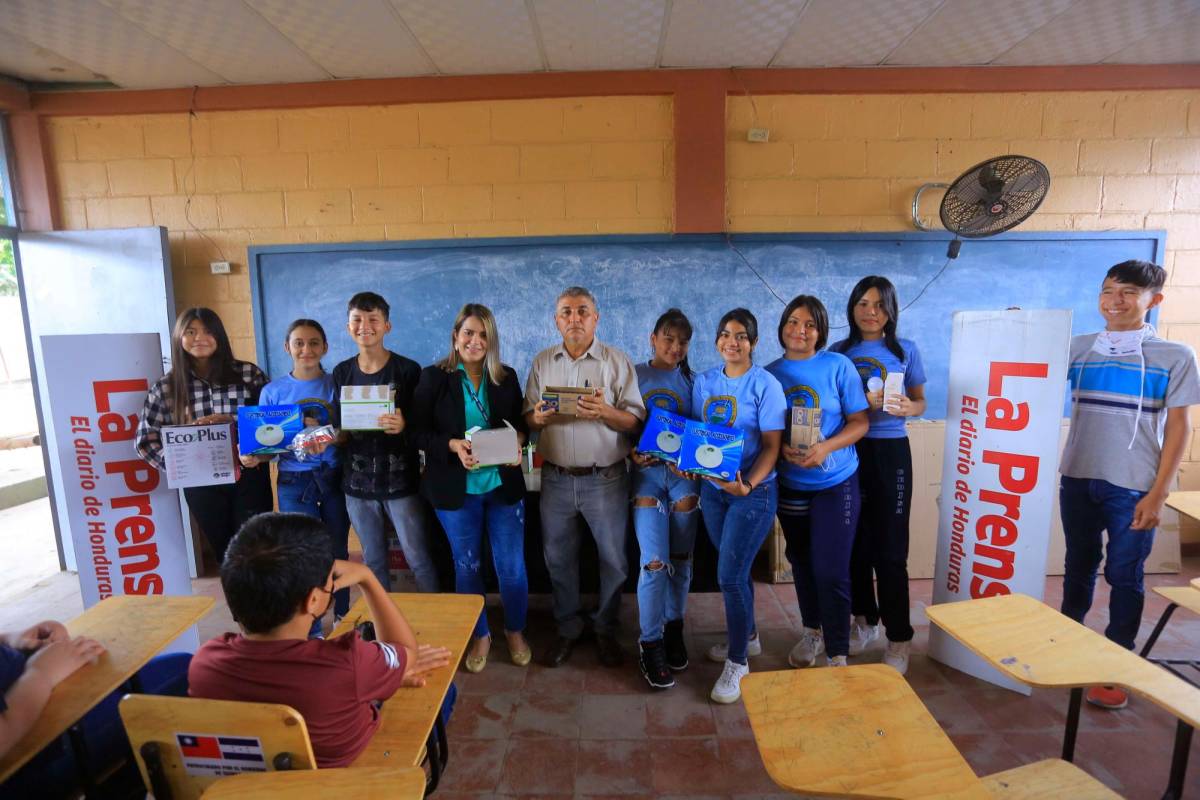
top-left (176, 733), bottom-right (266, 776)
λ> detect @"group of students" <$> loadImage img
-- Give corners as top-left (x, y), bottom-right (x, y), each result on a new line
top-left (1, 258), bottom-right (1194, 774)
top-left (122, 277), bottom-right (931, 714)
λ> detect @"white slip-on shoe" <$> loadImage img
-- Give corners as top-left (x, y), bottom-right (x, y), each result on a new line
top-left (710, 659), bottom-right (750, 704)
top-left (883, 640), bottom-right (911, 676)
top-left (848, 616), bottom-right (880, 656)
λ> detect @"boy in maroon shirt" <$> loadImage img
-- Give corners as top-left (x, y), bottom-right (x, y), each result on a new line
top-left (188, 513), bottom-right (450, 767)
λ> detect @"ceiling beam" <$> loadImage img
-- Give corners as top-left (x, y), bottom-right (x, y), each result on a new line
top-left (28, 64), bottom-right (1200, 117)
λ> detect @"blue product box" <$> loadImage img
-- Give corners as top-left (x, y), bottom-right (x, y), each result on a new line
top-left (636, 408), bottom-right (687, 464)
top-left (237, 404), bottom-right (304, 456)
top-left (678, 419), bottom-right (744, 480)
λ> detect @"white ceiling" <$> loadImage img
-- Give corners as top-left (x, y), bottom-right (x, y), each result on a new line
top-left (0, 0), bottom-right (1195, 91)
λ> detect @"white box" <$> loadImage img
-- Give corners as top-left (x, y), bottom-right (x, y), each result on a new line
top-left (467, 421), bottom-right (520, 467)
top-left (339, 385), bottom-right (394, 431)
top-left (162, 423), bottom-right (237, 489)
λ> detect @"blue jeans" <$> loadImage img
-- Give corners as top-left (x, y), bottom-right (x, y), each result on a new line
top-left (778, 477), bottom-right (861, 658)
top-left (344, 493), bottom-right (439, 593)
top-left (434, 490), bottom-right (529, 639)
top-left (700, 479), bottom-right (779, 665)
top-left (540, 464), bottom-right (630, 639)
top-left (276, 465), bottom-right (352, 618)
top-left (632, 463), bottom-right (700, 642)
top-left (1060, 476), bottom-right (1156, 650)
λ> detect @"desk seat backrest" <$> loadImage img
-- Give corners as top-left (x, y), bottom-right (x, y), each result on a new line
top-left (118, 694), bottom-right (316, 800)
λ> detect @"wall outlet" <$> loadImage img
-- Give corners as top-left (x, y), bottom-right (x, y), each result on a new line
top-left (747, 127), bottom-right (770, 143)
top-left (210, 261), bottom-right (231, 274)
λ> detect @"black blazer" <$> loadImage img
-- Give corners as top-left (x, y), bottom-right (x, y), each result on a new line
top-left (410, 363), bottom-right (528, 510)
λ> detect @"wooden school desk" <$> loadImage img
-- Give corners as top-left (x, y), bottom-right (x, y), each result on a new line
top-left (742, 665), bottom-right (989, 799)
top-left (926, 593), bottom-right (1200, 800)
top-left (1166, 491), bottom-right (1200, 524)
top-left (202, 765), bottom-right (425, 799)
top-left (329, 593), bottom-right (480, 793)
top-left (0, 594), bottom-right (214, 784)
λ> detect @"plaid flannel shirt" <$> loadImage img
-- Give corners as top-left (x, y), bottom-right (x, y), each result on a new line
top-left (135, 360), bottom-right (267, 471)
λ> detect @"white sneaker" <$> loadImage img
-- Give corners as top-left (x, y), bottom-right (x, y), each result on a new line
top-left (787, 628), bottom-right (824, 668)
top-left (827, 655), bottom-right (848, 667)
top-left (710, 659), bottom-right (750, 704)
top-left (883, 640), bottom-right (911, 675)
top-left (848, 616), bottom-right (879, 656)
top-left (706, 633), bottom-right (762, 663)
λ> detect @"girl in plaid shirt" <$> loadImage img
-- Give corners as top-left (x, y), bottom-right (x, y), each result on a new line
top-left (135, 307), bottom-right (273, 563)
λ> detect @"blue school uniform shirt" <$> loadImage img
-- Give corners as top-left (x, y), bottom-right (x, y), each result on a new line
top-left (691, 364), bottom-right (787, 483)
top-left (766, 351), bottom-right (869, 491)
top-left (636, 361), bottom-right (693, 418)
top-left (829, 337), bottom-right (926, 439)
top-left (259, 372), bottom-right (339, 472)
top-left (0, 644), bottom-right (28, 712)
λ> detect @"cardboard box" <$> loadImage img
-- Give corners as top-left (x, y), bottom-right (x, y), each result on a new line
top-left (541, 385), bottom-right (599, 416)
top-left (789, 405), bottom-right (823, 457)
top-left (678, 419), bottom-right (743, 480)
top-left (466, 421), bottom-right (520, 467)
top-left (636, 407), bottom-right (686, 463)
top-left (162, 423), bottom-right (238, 489)
top-left (340, 385), bottom-right (394, 430)
top-left (237, 404), bottom-right (304, 456)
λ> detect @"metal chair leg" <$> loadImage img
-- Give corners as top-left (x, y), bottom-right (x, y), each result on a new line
top-left (1161, 720), bottom-right (1193, 800)
top-left (1062, 687), bottom-right (1083, 762)
top-left (1141, 603), bottom-right (1179, 659)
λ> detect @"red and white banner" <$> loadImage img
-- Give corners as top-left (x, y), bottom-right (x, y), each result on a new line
top-left (929, 310), bottom-right (1072, 692)
top-left (40, 334), bottom-right (198, 649)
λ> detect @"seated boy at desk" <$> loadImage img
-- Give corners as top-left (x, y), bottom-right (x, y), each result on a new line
top-left (188, 513), bottom-right (451, 767)
top-left (1, 622), bottom-right (105, 758)
top-left (1060, 259), bottom-right (1200, 711)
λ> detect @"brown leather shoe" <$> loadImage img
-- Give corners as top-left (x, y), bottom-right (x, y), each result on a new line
top-left (544, 636), bottom-right (577, 668)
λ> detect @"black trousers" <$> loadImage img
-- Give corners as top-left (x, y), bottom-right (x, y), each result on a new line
top-left (183, 463), bottom-right (273, 563)
top-left (849, 437), bottom-right (915, 642)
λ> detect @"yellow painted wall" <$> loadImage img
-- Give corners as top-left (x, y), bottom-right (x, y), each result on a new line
top-left (44, 96), bottom-right (674, 358)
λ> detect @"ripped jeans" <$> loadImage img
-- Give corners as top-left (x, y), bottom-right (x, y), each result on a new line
top-left (434, 489), bottom-right (528, 639)
top-left (632, 463), bottom-right (700, 642)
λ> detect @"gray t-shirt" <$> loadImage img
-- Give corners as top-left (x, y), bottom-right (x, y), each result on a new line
top-left (1060, 331), bottom-right (1200, 491)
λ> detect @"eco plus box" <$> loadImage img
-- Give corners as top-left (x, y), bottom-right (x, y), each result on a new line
top-left (678, 419), bottom-right (743, 480)
top-left (790, 405), bottom-right (823, 457)
top-left (636, 407), bottom-right (687, 464)
top-left (237, 405), bottom-right (304, 456)
top-left (541, 386), bottom-right (599, 416)
top-left (162, 423), bottom-right (238, 489)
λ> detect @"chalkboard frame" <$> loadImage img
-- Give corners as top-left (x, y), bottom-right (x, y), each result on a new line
top-left (247, 229), bottom-right (1167, 419)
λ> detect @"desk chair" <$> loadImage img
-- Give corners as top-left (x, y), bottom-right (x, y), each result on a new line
top-left (201, 765), bottom-right (425, 799)
top-left (741, 665), bottom-right (1119, 799)
top-left (119, 694), bottom-right (316, 800)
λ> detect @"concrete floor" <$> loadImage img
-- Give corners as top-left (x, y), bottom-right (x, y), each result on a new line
top-left (1, 497), bottom-right (1197, 798)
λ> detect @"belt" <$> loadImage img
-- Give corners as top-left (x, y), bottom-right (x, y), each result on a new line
top-left (543, 461), bottom-right (625, 477)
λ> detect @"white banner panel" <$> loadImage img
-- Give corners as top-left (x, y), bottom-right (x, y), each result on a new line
top-left (40, 333), bottom-right (199, 650)
top-left (929, 310), bottom-right (1073, 692)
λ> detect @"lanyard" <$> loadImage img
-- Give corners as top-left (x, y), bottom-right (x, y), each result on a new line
top-left (461, 373), bottom-right (489, 421)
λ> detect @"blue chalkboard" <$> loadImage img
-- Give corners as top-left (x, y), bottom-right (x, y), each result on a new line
top-left (248, 231), bottom-right (1166, 420)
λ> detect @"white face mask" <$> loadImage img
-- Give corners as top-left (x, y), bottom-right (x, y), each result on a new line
top-left (1092, 325), bottom-right (1151, 357)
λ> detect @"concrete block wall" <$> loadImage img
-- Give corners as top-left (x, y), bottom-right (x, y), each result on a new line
top-left (45, 96), bottom-right (674, 359)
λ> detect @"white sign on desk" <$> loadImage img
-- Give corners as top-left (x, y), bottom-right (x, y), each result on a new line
top-left (39, 333), bottom-right (199, 650)
top-left (162, 424), bottom-right (237, 489)
top-left (929, 310), bottom-right (1072, 693)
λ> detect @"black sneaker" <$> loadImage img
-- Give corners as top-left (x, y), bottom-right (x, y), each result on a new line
top-left (639, 639), bottom-right (675, 689)
top-left (663, 619), bottom-right (689, 672)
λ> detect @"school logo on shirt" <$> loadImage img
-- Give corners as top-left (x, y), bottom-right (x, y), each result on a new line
top-left (784, 384), bottom-right (820, 409)
top-left (643, 388), bottom-right (683, 414)
top-left (853, 357), bottom-right (888, 390)
top-left (703, 395), bottom-right (737, 425)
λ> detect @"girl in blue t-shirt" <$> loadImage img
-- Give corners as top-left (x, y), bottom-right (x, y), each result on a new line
top-left (690, 309), bottom-right (786, 704)
top-left (767, 295), bottom-right (868, 668)
top-left (260, 319), bottom-right (350, 632)
top-left (830, 276), bottom-right (926, 675)
top-left (631, 309), bottom-right (699, 689)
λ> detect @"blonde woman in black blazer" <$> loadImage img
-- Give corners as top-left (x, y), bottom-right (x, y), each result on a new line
top-left (410, 304), bottom-right (530, 673)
